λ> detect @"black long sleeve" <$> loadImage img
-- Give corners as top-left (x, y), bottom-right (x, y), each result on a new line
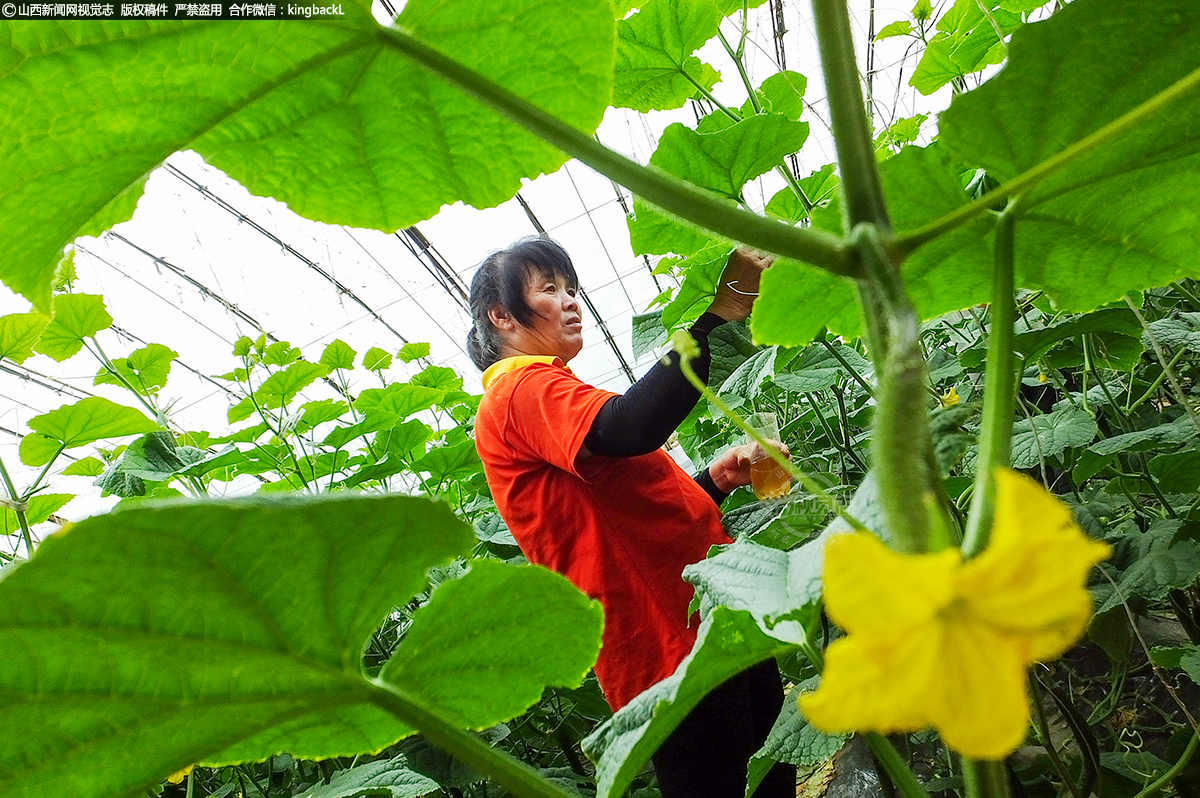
top-left (583, 313), bottom-right (731, 505)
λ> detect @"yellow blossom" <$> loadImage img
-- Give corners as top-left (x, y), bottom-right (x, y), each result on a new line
top-left (939, 387), bottom-right (960, 407)
top-left (167, 765), bottom-right (194, 785)
top-left (798, 469), bottom-right (1110, 760)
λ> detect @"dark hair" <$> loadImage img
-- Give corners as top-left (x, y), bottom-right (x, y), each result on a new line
top-left (467, 237), bottom-right (580, 371)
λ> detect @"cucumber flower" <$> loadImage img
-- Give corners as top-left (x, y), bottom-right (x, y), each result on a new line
top-left (798, 469), bottom-right (1110, 760)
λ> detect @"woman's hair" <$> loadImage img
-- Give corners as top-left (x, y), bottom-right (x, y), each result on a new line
top-left (467, 237), bottom-right (580, 371)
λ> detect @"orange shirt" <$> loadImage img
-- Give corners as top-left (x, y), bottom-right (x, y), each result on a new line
top-left (474, 357), bottom-right (731, 709)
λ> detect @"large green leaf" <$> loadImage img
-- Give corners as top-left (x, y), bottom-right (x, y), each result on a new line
top-left (937, 0), bottom-right (1200, 312)
top-left (31, 293), bottom-right (113, 361)
top-left (294, 755), bottom-right (439, 798)
top-left (94, 431), bottom-right (207, 498)
top-left (255, 361), bottom-right (329, 410)
top-left (19, 397), bottom-right (160, 466)
top-left (94, 342), bottom-right (178, 392)
top-left (356, 384), bottom-right (444, 421)
top-left (612, 0), bottom-right (724, 112)
top-left (1098, 521), bottom-right (1200, 614)
top-left (319, 339), bottom-right (358, 371)
top-left (581, 608), bottom-right (795, 798)
top-left (0, 0), bottom-right (615, 310)
top-left (1009, 406), bottom-right (1098, 469)
top-left (0, 312), bottom-right (49, 364)
top-left (0, 494), bottom-right (601, 797)
top-left (381, 560), bottom-right (602, 730)
top-left (745, 677), bottom-right (848, 794)
top-left (909, 0), bottom-right (1021, 95)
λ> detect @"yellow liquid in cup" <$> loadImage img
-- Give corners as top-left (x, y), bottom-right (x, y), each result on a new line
top-left (750, 456), bottom-right (791, 499)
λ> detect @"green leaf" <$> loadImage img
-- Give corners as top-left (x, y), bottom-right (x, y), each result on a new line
top-left (32, 294), bottom-right (112, 362)
top-left (292, 753), bottom-right (439, 796)
top-left (651, 116), bottom-right (809, 200)
top-left (683, 538), bottom-right (825, 636)
top-left (660, 245), bottom-right (732, 329)
top-left (1, 0), bottom-right (615, 310)
top-left (0, 312), bottom-right (49, 364)
top-left (397, 342), bottom-right (431, 364)
top-left (745, 677), bottom-right (847, 793)
top-left (411, 365), bottom-right (463, 392)
top-left (363, 347), bottom-right (394, 372)
top-left (938, 0), bottom-right (1200, 313)
top-left (716, 347), bottom-right (777, 406)
top-left (627, 197), bottom-right (721, 259)
top-left (1009, 407), bottom-right (1098, 469)
top-left (356, 384), bottom-right (444, 422)
top-left (748, 70), bottom-right (807, 120)
top-left (255, 361), bottom-right (329, 410)
top-left (1098, 522), bottom-right (1200, 613)
top-left (297, 399), bottom-right (351, 433)
top-left (0, 493), bottom-right (475, 795)
top-left (21, 397), bottom-right (160, 465)
top-left (582, 608), bottom-right (795, 798)
top-left (61, 455), bottom-right (105, 477)
top-left (961, 308), bottom-right (1141, 368)
top-left (319, 339), bottom-right (358, 371)
top-left (381, 561), bottom-right (602, 729)
top-left (1089, 415), bottom-right (1197, 457)
top-left (910, 0), bottom-right (1020, 95)
top-left (412, 440), bottom-right (482, 485)
top-left (1, 493), bottom-right (73, 536)
top-left (631, 310), bottom-right (670, 359)
top-left (263, 341), bottom-right (302, 367)
top-left (1144, 313), bottom-right (1200, 353)
top-left (613, 0), bottom-right (724, 112)
top-left (94, 343), bottom-right (178, 392)
top-left (773, 343), bottom-right (868, 395)
top-left (227, 397), bottom-right (256, 425)
top-left (1148, 450), bottom-right (1200, 494)
top-left (95, 432), bottom-right (208, 497)
top-left (874, 20), bottom-right (912, 40)
top-left (765, 164), bottom-right (837, 224)
top-left (294, 755), bottom-right (439, 798)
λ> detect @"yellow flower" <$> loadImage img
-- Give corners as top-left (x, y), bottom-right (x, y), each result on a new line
top-left (798, 469), bottom-right (1110, 760)
top-left (166, 765), bottom-right (194, 785)
top-left (939, 387), bottom-right (960, 407)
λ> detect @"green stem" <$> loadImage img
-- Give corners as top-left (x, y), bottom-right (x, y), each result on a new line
top-left (960, 759), bottom-right (1012, 798)
top-left (855, 225), bottom-right (934, 554)
top-left (962, 207), bottom-right (1016, 558)
top-left (863, 734), bottom-right (932, 798)
top-left (377, 27), bottom-right (856, 276)
top-left (367, 680), bottom-right (580, 798)
top-left (1125, 296), bottom-right (1200, 438)
top-left (811, 0), bottom-right (892, 231)
top-left (819, 337), bottom-right (873, 396)
top-left (675, 343), bottom-right (868, 531)
top-left (0, 453), bottom-right (34, 557)
top-left (25, 443), bottom-right (65, 499)
top-left (1129, 729), bottom-right (1199, 798)
top-left (1029, 677), bottom-right (1083, 798)
top-left (1127, 346), bottom-right (1187, 414)
top-left (898, 64), bottom-right (1200, 255)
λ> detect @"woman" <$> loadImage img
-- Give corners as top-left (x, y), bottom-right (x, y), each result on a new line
top-left (469, 237), bottom-right (794, 798)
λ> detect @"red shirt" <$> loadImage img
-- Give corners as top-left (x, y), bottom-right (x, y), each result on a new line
top-left (474, 357), bottom-right (731, 709)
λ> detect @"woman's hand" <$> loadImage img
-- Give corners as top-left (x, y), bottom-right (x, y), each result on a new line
top-left (707, 440), bottom-right (790, 493)
top-left (706, 247), bottom-right (775, 323)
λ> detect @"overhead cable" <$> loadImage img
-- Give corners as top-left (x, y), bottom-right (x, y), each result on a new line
top-left (163, 163), bottom-right (410, 345)
top-left (515, 193), bottom-right (636, 384)
top-left (394, 226), bottom-right (470, 313)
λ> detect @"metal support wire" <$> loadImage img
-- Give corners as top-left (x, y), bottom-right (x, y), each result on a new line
top-left (100, 233), bottom-right (354, 402)
top-left (163, 163), bottom-right (410, 345)
top-left (0, 362), bottom-right (94, 400)
top-left (514, 193), bottom-right (636, 384)
top-left (394, 226), bottom-right (470, 313)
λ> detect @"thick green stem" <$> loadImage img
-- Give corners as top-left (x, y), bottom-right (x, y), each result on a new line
top-left (962, 208), bottom-right (1016, 558)
top-left (864, 734), bottom-right (933, 798)
top-left (856, 226), bottom-right (934, 554)
top-left (961, 760), bottom-right (1012, 798)
top-left (810, 0), bottom-right (892, 232)
top-left (368, 680), bottom-right (580, 798)
top-left (377, 27), bottom-right (856, 276)
top-left (898, 64), bottom-right (1200, 255)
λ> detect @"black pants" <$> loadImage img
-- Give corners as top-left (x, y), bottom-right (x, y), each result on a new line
top-left (650, 659), bottom-right (796, 798)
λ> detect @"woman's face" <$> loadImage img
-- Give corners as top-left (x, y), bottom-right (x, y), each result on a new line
top-left (500, 271), bottom-right (584, 362)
